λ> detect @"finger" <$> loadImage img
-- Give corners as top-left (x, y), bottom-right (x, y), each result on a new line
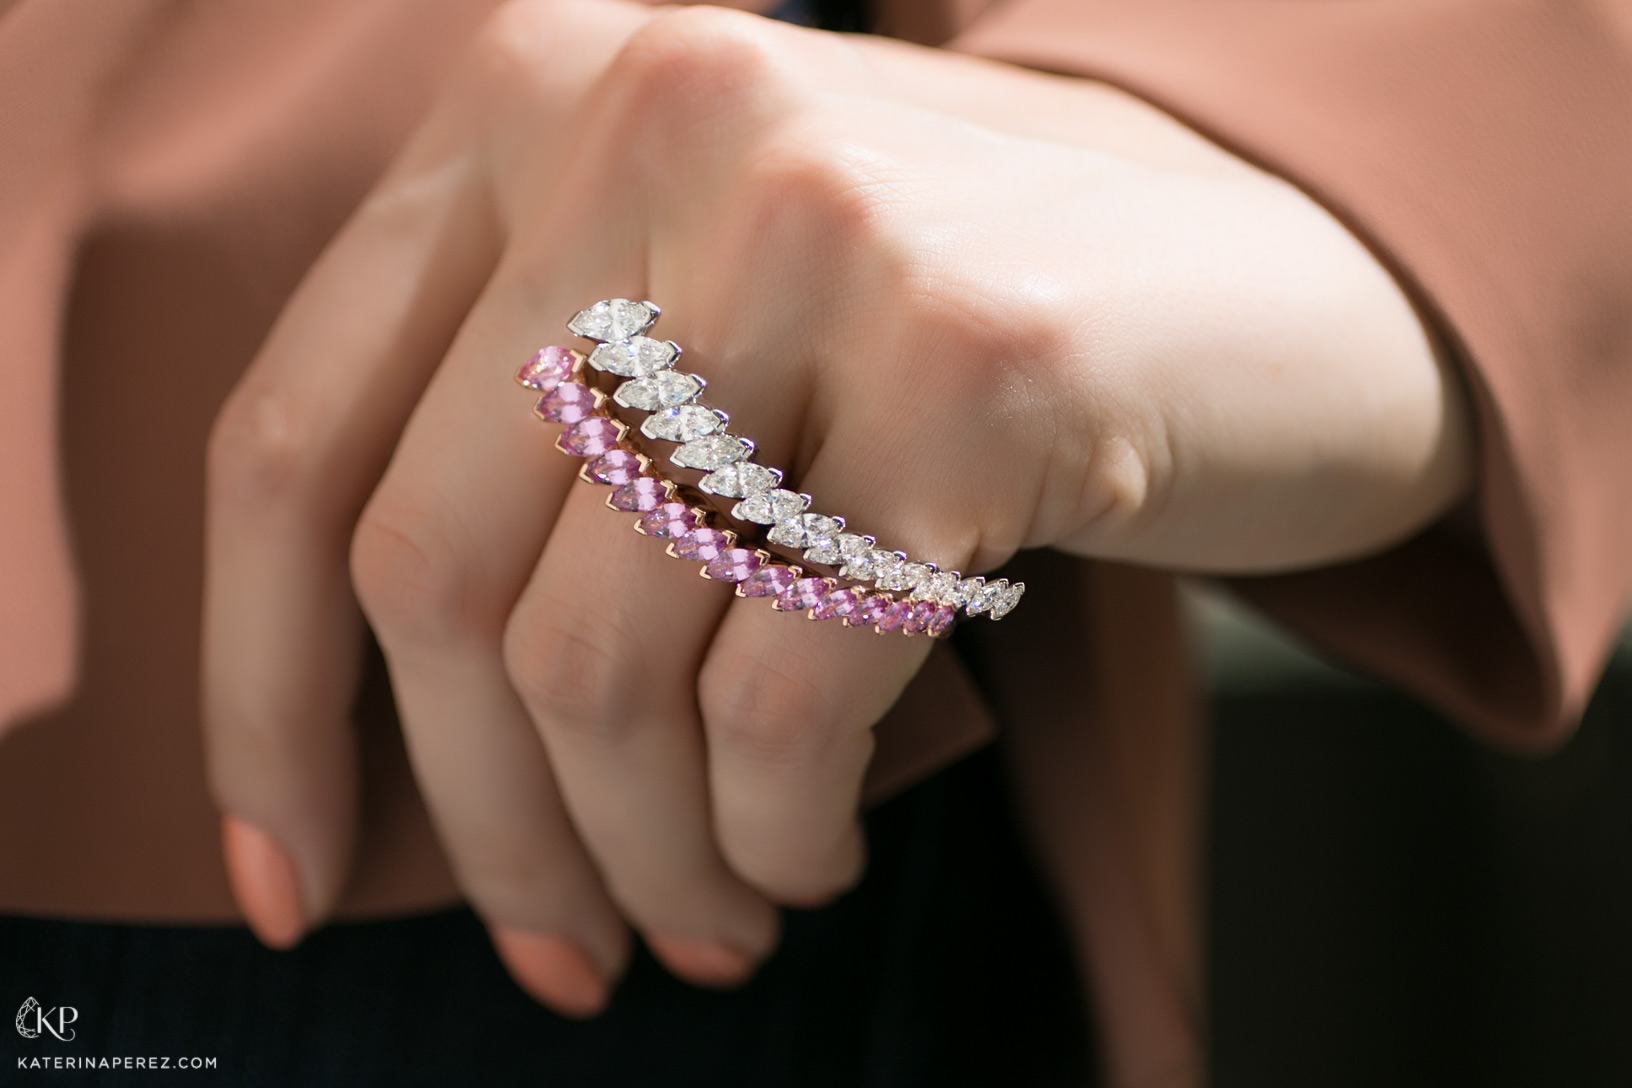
top-left (699, 599), bottom-right (931, 904)
top-left (505, 479), bottom-right (781, 988)
top-left (350, 286), bottom-right (633, 1010)
top-left (490, 7), bottom-right (832, 986)
top-left (343, 1), bottom-right (659, 1012)
top-left (204, 81), bottom-right (503, 943)
top-left (204, 0), bottom-right (649, 952)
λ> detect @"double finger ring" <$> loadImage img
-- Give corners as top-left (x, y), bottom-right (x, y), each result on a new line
top-left (514, 299), bottom-right (1025, 637)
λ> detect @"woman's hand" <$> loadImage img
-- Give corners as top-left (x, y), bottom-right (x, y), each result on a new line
top-left (201, 0), bottom-right (1471, 1016)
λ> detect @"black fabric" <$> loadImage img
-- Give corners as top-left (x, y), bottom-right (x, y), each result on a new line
top-left (1209, 639), bottom-right (1632, 1086)
top-left (813, 0), bottom-right (872, 33)
top-left (0, 747), bottom-right (1091, 1088)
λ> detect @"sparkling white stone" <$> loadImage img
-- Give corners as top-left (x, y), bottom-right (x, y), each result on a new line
top-left (698, 462), bottom-right (782, 499)
top-left (590, 336), bottom-right (679, 378)
top-left (767, 513), bottom-right (844, 550)
top-left (877, 560), bottom-right (932, 593)
top-left (964, 578), bottom-right (1007, 617)
top-left (671, 434), bottom-right (754, 470)
top-left (834, 535), bottom-right (878, 580)
top-left (988, 581), bottom-right (1025, 620)
top-left (952, 576), bottom-right (985, 608)
top-left (614, 371), bottom-right (703, 411)
top-left (568, 299), bottom-right (658, 341)
top-left (867, 550), bottom-right (907, 589)
top-left (641, 405), bottom-right (725, 442)
top-left (732, 489), bottom-right (808, 525)
top-left (910, 570), bottom-right (959, 604)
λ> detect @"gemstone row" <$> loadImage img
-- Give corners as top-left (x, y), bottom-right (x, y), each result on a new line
top-left (559, 301), bottom-right (1024, 622)
top-left (517, 345), bottom-right (957, 636)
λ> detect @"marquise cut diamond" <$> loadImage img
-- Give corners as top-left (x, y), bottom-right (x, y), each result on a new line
top-left (698, 462), bottom-right (782, 499)
top-left (732, 489), bottom-right (808, 525)
top-left (568, 299), bottom-right (658, 341)
top-left (952, 576), bottom-right (984, 608)
top-left (835, 535), bottom-right (878, 579)
top-left (876, 558), bottom-right (931, 592)
top-left (767, 513), bottom-right (844, 550)
top-left (988, 581), bottom-right (1025, 620)
top-left (964, 578), bottom-right (1007, 616)
top-left (672, 434), bottom-right (753, 470)
top-left (614, 371), bottom-right (702, 411)
top-left (868, 550), bottom-right (907, 588)
top-left (803, 537), bottom-right (847, 566)
top-left (590, 336), bottom-right (678, 378)
top-left (641, 405), bottom-right (724, 442)
top-left (911, 571), bottom-right (959, 603)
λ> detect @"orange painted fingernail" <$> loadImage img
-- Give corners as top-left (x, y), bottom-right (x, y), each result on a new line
top-left (645, 934), bottom-right (755, 989)
top-left (221, 816), bottom-right (306, 950)
top-left (490, 926), bottom-right (608, 1019)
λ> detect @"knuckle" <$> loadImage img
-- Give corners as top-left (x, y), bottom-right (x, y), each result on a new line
top-left (612, 7), bottom-right (781, 136)
top-left (460, 0), bottom-right (572, 105)
top-left (206, 382), bottom-right (318, 514)
top-left (350, 491), bottom-right (494, 646)
top-left (502, 602), bottom-right (640, 741)
top-left (740, 121), bottom-right (896, 253)
top-left (699, 651), bottom-right (840, 768)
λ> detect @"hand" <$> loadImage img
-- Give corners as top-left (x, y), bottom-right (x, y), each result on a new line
top-left (201, 0), bottom-right (1471, 1016)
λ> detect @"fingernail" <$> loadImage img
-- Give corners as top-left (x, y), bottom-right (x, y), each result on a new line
top-left (645, 934), bottom-right (756, 989)
top-left (490, 926), bottom-right (608, 1019)
top-left (220, 816), bottom-right (306, 950)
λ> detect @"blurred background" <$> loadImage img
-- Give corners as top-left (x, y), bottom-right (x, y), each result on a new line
top-left (1196, 586), bottom-right (1632, 1086)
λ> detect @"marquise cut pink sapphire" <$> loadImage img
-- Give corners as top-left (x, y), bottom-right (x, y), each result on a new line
top-left (535, 381), bottom-right (597, 424)
top-left (877, 599), bottom-right (914, 633)
top-left (811, 588), bottom-right (860, 621)
top-left (672, 527), bottom-right (731, 562)
top-left (704, 549), bottom-right (763, 583)
top-left (584, 449), bottom-right (643, 485)
top-left (926, 603), bottom-right (956, 637)
top-left (904, 600), bottom-right (938, 636)
top-left (638, 503), bottom-right (701, 539)
top-left (517, 346), bottom-right (576, 392)
top-left (776, 577), bottom-right (834, 613)
top-left (558, 417), bottom-right (620, 457)
top-left (739, 565), bottom-right (797, 598)
top-left (609, 477), bottom-right (668, 512)
top-left (848, 593), bottom-right (890, 628)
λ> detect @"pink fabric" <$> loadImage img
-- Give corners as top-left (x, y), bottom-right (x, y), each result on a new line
top-left (955, 0), bottom-right (1632, 752)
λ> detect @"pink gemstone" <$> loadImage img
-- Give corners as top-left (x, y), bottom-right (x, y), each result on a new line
top-left (704, 548), bottom-right (763, 583)
top-left (517, 346), bottom-right (576, 392)
top-left (877, 599), bottom-right (914, 633)
top-left (904, 600), bottom-right (938, 635)
top-left (584, 449), bottom-right (643, 485)
top-left (608, 477), bottom-right (668, 512)
top-left (534, 381), bottom-right (596, 423)
top-left (638, 503), bottom-right (701, 539)
top-left (776, 577), bottom-right (833, 613)
top-left (672, 528), bottom-right (731, 562)
top-left (740, 565), bottom-right (797, 598)
top-left (926, 603), bottom-right (956, 638)
top-left (847, 593), bottom-right (891, 628)
top-left (558, 416), bottom-right (620, 457)
top-left (812, 588), bottom-right (860, 621)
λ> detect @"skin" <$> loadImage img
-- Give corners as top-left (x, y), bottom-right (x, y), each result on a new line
top-left (201, 0), bottom-right (1472, 1016)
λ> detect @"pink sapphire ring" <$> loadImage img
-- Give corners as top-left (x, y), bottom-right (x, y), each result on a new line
top-left (513, 299), bottom-right (1024, 636)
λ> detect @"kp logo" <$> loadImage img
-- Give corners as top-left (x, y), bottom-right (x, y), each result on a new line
top-left (14, 997), bottom-right (78, 1041)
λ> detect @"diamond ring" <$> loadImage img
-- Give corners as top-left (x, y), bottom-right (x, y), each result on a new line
top-left (514, 300), bottom-right (1025, 634)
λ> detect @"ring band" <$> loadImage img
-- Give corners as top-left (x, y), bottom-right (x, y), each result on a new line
top-left (515, 301), bottom-right (1026, 634)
